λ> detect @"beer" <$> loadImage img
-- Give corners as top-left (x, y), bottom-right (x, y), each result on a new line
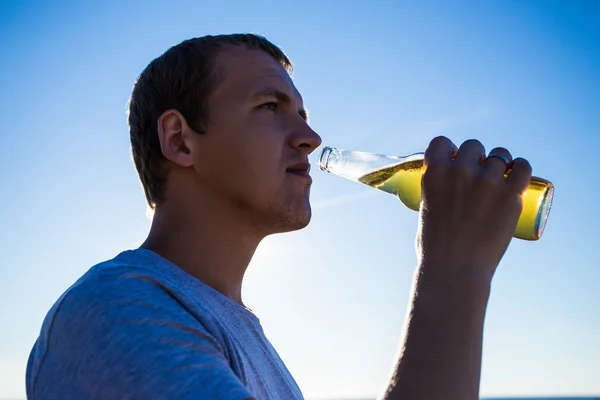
top-left (319, 146), bottom-right (554, 241)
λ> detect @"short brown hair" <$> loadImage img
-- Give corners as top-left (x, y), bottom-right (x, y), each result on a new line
top-left (127, 34), bottom-right (292, 209)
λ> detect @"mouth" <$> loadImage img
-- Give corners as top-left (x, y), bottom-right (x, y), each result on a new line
top-left (286, 162), bottom-right (312, 180)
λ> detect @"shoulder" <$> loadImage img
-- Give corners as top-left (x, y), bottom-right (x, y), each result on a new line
top-left (30, 249), bottom-right (226, 368)
top-left (44, 255), bottom-right (179, 326)
top-left (51, 248), bottom-right (205, 320)
top-left (27, 251), bottom-right (255, 399)
top-left (46, 251), bottom-right (209, 340)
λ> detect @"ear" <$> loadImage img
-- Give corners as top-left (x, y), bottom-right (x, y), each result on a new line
top-left (157, 110), bottom-right (194, 168)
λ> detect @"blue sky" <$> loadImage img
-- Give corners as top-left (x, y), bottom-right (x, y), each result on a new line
top-left (1, 0), bottom-right (599, 398)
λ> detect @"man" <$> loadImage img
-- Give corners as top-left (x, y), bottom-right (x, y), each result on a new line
top-left (26, 34), bottom-right (531, 399)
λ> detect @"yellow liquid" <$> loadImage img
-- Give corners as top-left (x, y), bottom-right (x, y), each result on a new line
top-left (358, 159), bottom-right (554, 240)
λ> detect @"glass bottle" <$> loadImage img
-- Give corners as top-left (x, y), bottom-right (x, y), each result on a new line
top-left (318, 146), bottom-right (554, 241)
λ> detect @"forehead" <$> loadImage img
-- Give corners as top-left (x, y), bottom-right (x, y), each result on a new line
top-left (211, 47), bottom-right (302, 102)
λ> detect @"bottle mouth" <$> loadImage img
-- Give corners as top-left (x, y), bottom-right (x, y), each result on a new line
top-left (318, 146), bottom-right (334, 171)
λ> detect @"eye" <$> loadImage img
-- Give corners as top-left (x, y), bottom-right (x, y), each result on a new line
top-left (260, 102), bottom-right (278, 112)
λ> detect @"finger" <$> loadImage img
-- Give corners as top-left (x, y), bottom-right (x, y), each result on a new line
top-left (483, 147), bottom-right (513, 178)
top-left (506, 157), bottom-right (532, 193)
top-left (454, 139), bottom-right (486, 166)
top-left (424, 136), bottom-right (457, 167)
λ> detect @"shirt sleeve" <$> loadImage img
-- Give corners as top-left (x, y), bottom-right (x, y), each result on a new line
top-left (28, 268), bottom-right (255, 400)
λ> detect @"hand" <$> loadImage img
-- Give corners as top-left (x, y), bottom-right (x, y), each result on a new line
top-left (417, 137), bottom-right (532, 287)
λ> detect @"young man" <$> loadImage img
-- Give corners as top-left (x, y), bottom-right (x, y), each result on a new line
top-left (26, 34), bottom-right (531, 399)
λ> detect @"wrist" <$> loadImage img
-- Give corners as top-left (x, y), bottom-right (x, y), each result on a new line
top-left (413, 262), bottom-right (492, 314)
top-left (416, 259), bottom-right (493, 295)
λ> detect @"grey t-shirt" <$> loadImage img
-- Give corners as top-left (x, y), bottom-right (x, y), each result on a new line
top-left (26, 248), bottom-right (304, 399)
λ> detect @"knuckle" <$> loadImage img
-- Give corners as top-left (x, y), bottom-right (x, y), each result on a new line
top-left (464, 138), bottom-right (482, 145)
top-left (513, 157), bottom-right (532, 170)
top-left (431, 135), bottom-right (450, 143)
top-left (490, 147), bottom-right (513, 160)
top-left (429, 136), bottom-right (450, 148)
top-left (462, 138), bottom-right (484, 149)
top-left (459, 139), bottom-right (486, 156)
top-left (511, 158), bottom-right (533, 178)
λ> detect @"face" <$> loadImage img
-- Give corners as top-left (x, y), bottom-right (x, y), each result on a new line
top-left (188, 47), bottom-right (322, 235)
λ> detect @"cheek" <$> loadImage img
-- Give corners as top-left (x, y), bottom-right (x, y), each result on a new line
top-left (211, 142), bottom-right (280, 197)
top-left (243, 148), bottom-right (283, 195)
top-left (202, 116), bottom-right (286, 200)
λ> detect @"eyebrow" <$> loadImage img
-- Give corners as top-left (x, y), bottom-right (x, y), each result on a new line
top-left (249, 87), bottom-right (309, 122)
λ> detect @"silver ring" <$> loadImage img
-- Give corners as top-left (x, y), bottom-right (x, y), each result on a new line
top-left (487, 153), bottom-right (511, 168)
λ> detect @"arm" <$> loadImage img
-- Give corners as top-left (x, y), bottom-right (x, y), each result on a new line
top-left (382, 266), bottom-right (490, 399)
top-left (382, 137), bottom-right (532, 400)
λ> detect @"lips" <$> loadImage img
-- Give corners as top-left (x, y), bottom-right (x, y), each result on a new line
top-left (286, 162), bottom-right (311, 179)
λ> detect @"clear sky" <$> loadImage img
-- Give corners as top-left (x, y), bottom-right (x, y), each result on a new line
top-left (1, 1), bottom-right (599, 399)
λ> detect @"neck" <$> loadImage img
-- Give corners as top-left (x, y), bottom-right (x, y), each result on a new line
top-left (140, 194), bottom-right (264, 307)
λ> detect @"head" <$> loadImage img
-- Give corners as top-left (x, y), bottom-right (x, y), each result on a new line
top-left (128, 34), bottom-right (322, 235)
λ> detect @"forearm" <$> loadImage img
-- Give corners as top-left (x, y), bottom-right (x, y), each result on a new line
top-left (382, 265), bottom-right (491, 400)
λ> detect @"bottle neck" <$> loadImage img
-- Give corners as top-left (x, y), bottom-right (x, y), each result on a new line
top-left (319, 146), bottom-right (422, 182)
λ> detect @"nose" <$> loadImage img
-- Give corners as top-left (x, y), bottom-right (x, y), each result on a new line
top-left (290, 122), bottom-right (322, 155)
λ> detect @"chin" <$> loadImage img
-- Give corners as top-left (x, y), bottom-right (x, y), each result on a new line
top-left (271, 207), bottom-right (312, 234)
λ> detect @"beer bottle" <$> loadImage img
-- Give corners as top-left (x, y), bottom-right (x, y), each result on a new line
top-left (318, 146), bottom-right (554, 241)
